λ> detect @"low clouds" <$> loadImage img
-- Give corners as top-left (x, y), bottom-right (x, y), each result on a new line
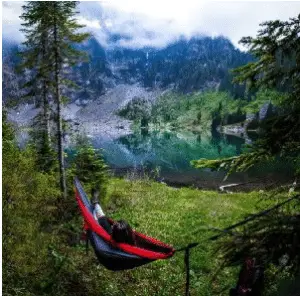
top-left (2, 1), bottom-right (24, 43)
top-left (2, 1), bottom-right (300, 49)
top-left (82, 1), bottom-right (300, 49)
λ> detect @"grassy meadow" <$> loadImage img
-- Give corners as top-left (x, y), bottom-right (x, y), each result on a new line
top-left (67, 178), bottom-right (273, 296)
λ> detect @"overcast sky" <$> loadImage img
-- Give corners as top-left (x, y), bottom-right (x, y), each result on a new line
top-left (2, 1), bottom-right (300, 49)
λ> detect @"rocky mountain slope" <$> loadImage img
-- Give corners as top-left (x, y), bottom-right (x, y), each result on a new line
top-left (106, 36), bottom-right (252, 95)
top-left (71, 84), bottom-right (163, 138)
top-left (3, 35), bottom-right (252, 139)
top-left (3, 35), bottom-right (252, 105)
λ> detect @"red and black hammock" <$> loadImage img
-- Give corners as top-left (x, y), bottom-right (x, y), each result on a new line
top-left (75, 178), bottom-right (175, 271)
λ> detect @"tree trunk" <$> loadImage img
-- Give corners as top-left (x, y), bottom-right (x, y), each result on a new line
top-left (53, 16), bottom-right (67, 199)
top-left (42, 80), bottom-right (51, 145)
top-left (41, 34), bottom-right (51, 146)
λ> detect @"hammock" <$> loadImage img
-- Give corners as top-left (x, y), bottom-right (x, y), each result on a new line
top-left (74, 178), bottom-right (175, 271)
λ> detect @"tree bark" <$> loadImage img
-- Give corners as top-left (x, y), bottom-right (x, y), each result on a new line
top-left (41, 33), bottom-right (51, 146)
top-left (42, 80), bottom-right (51, 145)
top-left (53, 12), bottom-right (67, 199)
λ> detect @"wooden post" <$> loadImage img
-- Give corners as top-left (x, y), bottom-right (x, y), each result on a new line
top-left (185, 247), bottom-right (190, 296)
top-left (176, 243), bottom-right (198, 296)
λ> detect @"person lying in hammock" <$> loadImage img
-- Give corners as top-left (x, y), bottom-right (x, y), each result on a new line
top-left (91, 189), bottom-right (136, 245)
top-left (91, 189), bottom-right (112, 235)
top-left (112, 220), bottom-right (136, 245)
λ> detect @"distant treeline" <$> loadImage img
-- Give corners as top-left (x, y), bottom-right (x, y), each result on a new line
top-left (117, 89), bottom-right (286, 131)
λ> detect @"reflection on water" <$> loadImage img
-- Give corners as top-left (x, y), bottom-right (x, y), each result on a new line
top-left (91, 130), bottom-right (294, 189)
top-left (96, 130), bottom-right (244, 171)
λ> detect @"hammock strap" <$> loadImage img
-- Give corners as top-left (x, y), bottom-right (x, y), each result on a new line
top-left (86, 233), bottom-right (89, 255)
top-left (210, 194), bottom-right (300, 241)
top-left (185, 248), bottom-right (191, 296)
top-left (176, 243), bottom-right (199, 296)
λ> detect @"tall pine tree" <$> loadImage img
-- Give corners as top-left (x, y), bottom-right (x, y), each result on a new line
top-left (19, 2), bottom-right (89, 198)
top-left (19, 2), bottom-right (54, 171)
top-left (191, 15), bottom-right (300, 289)
top-left (192, 14), bottom-right (300, 177)
top-left (47, 2), bottom-right (89, 199)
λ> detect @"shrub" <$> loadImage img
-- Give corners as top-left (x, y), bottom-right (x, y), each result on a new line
top-left (69, 140), bottom-right (109, 199)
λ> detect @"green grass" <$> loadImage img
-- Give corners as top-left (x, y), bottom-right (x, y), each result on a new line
top-left (73, 178), bottom-right (270, 296)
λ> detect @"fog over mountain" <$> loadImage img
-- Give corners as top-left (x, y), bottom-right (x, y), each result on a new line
top-left (3, 1), bottom-right (300, 49)
top-left (3, 1), bottom-right (299, 105)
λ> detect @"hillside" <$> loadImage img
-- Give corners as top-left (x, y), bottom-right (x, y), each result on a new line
top-left (3, 35), bottom-right (253, 140)
top-left (107, 36), bottom-right (251, 95)
top-left (3, 36), bottom-right (252, 107)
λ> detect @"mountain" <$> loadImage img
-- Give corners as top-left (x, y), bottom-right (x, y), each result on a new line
top-left (2, 40), bottom-right (24, 106)
top-left (107, 36), bottom-right (252, 95)
top-left (2, 35), bottom-right (252, 106)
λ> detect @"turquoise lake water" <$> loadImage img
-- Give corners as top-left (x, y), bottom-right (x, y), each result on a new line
top-left (88, 130), bottom-right (294, 190)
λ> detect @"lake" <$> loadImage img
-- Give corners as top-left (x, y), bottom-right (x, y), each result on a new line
top-left (89, 129), bottom-right (294, 191)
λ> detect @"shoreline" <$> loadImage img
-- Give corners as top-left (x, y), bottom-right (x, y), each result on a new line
top-left (110, 166), bottom-right (295, 193)
top-left (8, 104), bottom-right (295, 194)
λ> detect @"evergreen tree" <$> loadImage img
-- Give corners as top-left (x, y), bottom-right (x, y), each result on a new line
top-left (70, 141), bottom-right (109, 199)
top-left (19, 2), bottom-right (54, 171)
top-left (192, 14), bottom-right (300, 176)
top-left (47, 1), bottom-right (89, 199)
top-left (233, 14), bottom-right (300, 169)
top-left (191, 14), bottom-right (300, 286)
top-left (19, 1), bottom-right (89, 198)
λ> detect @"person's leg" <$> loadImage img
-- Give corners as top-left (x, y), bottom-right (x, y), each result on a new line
top-left (98, 216), bottom-right (112, 234)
